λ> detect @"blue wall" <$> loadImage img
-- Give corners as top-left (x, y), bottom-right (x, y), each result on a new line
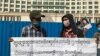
top-left (0, 21), bottom-right (98, 56)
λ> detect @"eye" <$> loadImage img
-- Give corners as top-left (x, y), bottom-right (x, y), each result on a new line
top-left (63, 19), bottom-right (68, 21)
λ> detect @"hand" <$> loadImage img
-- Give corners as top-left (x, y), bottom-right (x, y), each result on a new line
top-left (9, 38), bottom-right (14, 42)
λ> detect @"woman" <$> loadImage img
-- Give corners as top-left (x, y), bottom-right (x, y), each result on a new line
top-left (61, 14), bottom-right (78, 38)
top-left (81, 18), bottom-right (92, 35)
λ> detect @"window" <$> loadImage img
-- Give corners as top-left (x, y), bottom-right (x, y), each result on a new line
top-left (16, 5), bottom-right (20, 8)
top-left (38, 2), bottom-right (42, 5)
top-left (95, 6), bottom-right (98, 9)
top-left (4, 4), bottom-right (8, 7)
top-left (95, 10), bottom-right (98, 14)
top-left (27, 10), bottom-right (30, 12)
top-left (72, 2), bottom-right (75, 5)
top-left (38, 6), bottom-right (42, 9)
top-left (83, 11), bottom-right (86, 13)
top-left (72, 7), bottom-right (75, 9)
top-left (43, 6), bottom-right (48, 9)
top-left (89, 10), bottom-right (92, 14)
top-left (55, 6), bottom-right (59, 9)
top-left (89, 2), bottom-right (92, 4)
top-left (66, 7), bottom-right (69, 9)
top-left (4, 8), bottom-right (8, 11)
top-left (33, 2), bottom-right (37, 4)
top-left (0, 0), bottom-right (3, 2)
top-left (77, 11), bottom-right (80, 13)
top-left (43, 10), bottom-right (48, 13)
top-left (77, 6), bottom-right (80, 9)
top-left (10, 9), bottom-right (14, 12)
top-left (83, 6), bottom-right (86, 9)
top-left (0, 4), bottom-right (2, 7)
top-left (77, 2), bottom-right (81, 5)
top-left (66, 3), bottom-right (69, 5)
top-left (27, 6), bottom-right (31, 8)
top-left (49, 2), bottom-right (54, 5)
top-left (44, 2), bottom-right (48, 5)
top-left (49, 10), bottom-right (54, 13)
top-left (0, 8), bottom-right (2, 11)
top-left (16, 1), bottom-right (20, 3)
top-left (60, 11), bottom-right (64, 13)
top-left (21, 10), bottom-right (25, 12)
top-left (4, 0), bottom-right (8, 2)
top-left (27, 2), bottom-right (31, 4)
top-left (49, 6), bottom-right (54, 9)
top-left (83, 2), bottom-right (87, 5)
top-left (60, 2), bottom-right (64, 5)
top-left (16, 9), bottom-right (20, 12)
top-left (22, 5), bottom-right (25, 8)
top-left (10, 5), bottom-right (14, 7)
top-left (22, 1), bottom-right (26, 4)
top-left (33, 6), bottom-right (37, 8)
top-left (56, 2), bottom-right (59, 5)
top-left (95, 1), bottom-right (98, 4)
top-left (72, 11), bottom-right (75, 13)
top-left (10, 0), bottom-right (14, 3)
top-left (89, 6), bottom-right (92, 9)
top-left (60, 7), bottom-right (64, 9)
top-left (66, 11), bottom-right (69, 13)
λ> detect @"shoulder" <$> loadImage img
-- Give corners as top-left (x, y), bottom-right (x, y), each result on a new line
top-left (22, 25), bottom-right (31, 30)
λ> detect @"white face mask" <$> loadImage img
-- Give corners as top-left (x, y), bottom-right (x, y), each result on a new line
top-left (63, 20), bottom-right (70, 27)
top-left (98, 28), bottom-right (100, 31)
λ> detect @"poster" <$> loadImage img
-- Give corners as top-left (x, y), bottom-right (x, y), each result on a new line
top-left (11, 37), bottom-right (97, 56)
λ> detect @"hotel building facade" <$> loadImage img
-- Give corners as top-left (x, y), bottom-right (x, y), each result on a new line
top-left (0, 0), bottom-right (100, 23)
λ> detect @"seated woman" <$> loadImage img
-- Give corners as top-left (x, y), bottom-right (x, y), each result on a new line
top-left (60, 14), bottom-right (78, 38)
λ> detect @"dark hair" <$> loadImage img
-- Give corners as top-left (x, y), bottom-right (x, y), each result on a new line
top-left (76, 21), bottom-right (81, 26)
top-left (61, 14), bottom-right (77, 34)
top-left (96, 23), bottom-right (100, 27)
top-left (29, 10), bottom-right (42, 21)
top-left (81, 18), bottom-right (89, 24)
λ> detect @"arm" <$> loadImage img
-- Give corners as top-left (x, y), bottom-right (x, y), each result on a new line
top-left (21, 27), bottom-right (26, 37)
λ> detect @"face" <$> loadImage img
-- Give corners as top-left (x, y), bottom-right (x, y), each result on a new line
top-left (31, 18), bottom-right (41, 26)
top-left (78, 25), bottom-right (83, 30)
top-left (97, 24), bottom-right (100, 31)
top-left (31, 17), bottom-right (41, 23)
top-left (82, 20), bottom-right (87, 25)
top-left (63, 17), bottom-right (70, 27)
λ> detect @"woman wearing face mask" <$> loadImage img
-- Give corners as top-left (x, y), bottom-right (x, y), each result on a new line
top-left (60, 14), bottom-right (78, 38)
top-left (81, 18), bottom-right (92, 35)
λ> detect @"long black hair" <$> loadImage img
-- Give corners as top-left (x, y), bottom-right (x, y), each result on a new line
top-left (61, 14), bottom-right (78, 35)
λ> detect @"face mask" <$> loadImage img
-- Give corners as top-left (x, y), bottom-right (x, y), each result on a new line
top-left (98, 28), bottom-right (100, 31)
top-left (33, 22), bottom-right (41, 27)
top-left (63, 20), bottom-right (70, 27)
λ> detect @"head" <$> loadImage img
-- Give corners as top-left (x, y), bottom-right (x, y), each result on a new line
top-left (81, 18), bottom-right (89, 26)
top-left (62, 14), bottom-right (77, 34)
top-left (76, 21), bottom-right (83, 30)
top-left (96, 23), bottom-right (100, 31)
top-left (62, 14), bottom-right (74, 27)
top-left (62, 17), bottom-right (70, 27)
top-left (29, 10), bottom-right (45, 26)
